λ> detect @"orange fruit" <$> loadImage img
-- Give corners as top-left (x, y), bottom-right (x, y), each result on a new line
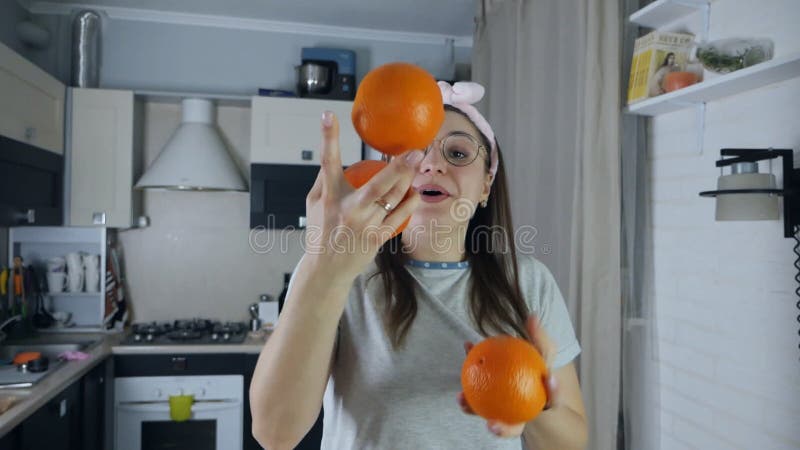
top-left (461, 336), bottom-right (548, 424)
top-left (351, 62), bottom-right (444, 156)
top-left (343, 160), bottom-right (411, 237)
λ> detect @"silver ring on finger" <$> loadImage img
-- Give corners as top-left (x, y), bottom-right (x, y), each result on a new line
top-left (374, 197), bottom-right (393, 212)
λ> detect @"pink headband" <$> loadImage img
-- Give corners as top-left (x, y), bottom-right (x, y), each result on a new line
top-left (438, 81), bottom-right (498, 180)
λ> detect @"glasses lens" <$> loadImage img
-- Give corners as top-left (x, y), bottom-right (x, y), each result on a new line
top-left (442, 134), bottom-right (480, 166)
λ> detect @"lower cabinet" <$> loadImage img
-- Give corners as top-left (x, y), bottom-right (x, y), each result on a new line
top-left (0, 358), bottom-right (109, 450)
top-left (19, 381), bottom-right (81, 450)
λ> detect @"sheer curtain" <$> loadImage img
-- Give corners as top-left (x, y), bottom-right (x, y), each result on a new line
top-left (619, 0), bottom-right (661, 448)
top-left (473, 1), bottom-right (622, 449)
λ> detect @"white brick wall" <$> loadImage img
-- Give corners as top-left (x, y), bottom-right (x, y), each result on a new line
top-left (648, 1), bottom-right (800, 448)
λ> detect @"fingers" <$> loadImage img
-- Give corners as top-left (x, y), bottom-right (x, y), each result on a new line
top-left (463, 341), bottom-right (474, 356)
top-left (456, 392), bottom-right (475, 415)
top-left (358, 150), bottom-right (425, 211)
top-left (307, 169), bottom-right (323, 204)
top-left (380, 189), bottom-right (420, 237)
top-left (320, 111), bottom-right (344, 193)
top-left (487, 420), bottom-right (526, 438)
top-left (543, 373), bottom-right (559, 410)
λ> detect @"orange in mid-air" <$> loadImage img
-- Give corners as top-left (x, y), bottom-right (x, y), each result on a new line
top-left (343, 160), bottom-right (411, 237)
top-left (351, 62), bottom-right (444, 156)
top-left (461, 336), bottom-right (548, 424)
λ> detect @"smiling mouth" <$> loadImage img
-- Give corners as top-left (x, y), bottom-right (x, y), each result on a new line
top-left (421, 189), bottom-right (446, 197)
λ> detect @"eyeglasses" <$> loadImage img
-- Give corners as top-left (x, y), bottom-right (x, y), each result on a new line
top-left (422, 132), bottom-right (487, 167)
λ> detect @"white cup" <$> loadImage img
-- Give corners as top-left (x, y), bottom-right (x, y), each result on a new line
top-left (66, 252), bottom-right (83, 270)
top-left (85, 268), bottom-right (100, 292)
top-left (46, 257), bottom-right (66, 273)
top-left (51, 311), bottom-right (72, 327)
top-left (47, 271), bottom-right (66, 293)
top-left (82, 254), bottom-right (100, 292)
top-left (67, 269), bottom-right (83, 293)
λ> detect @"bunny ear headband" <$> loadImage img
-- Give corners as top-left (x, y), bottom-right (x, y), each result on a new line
top-left (437, 81), bottom-right (498, 181)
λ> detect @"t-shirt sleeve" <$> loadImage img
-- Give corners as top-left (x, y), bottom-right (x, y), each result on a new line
top-left (524, 257), bottom-right (581, 369)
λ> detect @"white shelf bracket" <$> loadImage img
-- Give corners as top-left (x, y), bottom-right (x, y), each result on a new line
top-left (666, 100), bottom-right (706, 155)
top-left (695, 102), bottom-right (706, 155)
top-left (699, 1), bottom-right (710, 42)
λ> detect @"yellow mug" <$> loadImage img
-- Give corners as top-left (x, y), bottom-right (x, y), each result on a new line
top-left (168, 394), bottom-right (194, 422)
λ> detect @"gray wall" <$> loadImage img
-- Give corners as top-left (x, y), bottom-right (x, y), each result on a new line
top-left (0, 0), bottom-right (29, 55)
top-left (0, 2), bottom-right (71, 83)
top-left (37, 13), bottom-right (471, 95)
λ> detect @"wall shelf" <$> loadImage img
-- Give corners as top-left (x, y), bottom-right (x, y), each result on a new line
top-left (624, 51), bottom-right (800, 116)
top-left (629, 0), bottom-right (709, 29)
top-left (47, 292), bottom-right (102, 297)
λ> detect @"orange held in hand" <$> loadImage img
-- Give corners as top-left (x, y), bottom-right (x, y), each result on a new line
top-left (351, 62), bottom-right (444, 156)
top-left (343, 160), bottom-right (411, 237)
top-left (461, 336), bottom-right (548, 424)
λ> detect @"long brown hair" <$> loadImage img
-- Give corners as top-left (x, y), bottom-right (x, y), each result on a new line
top-left (371, 107), bottom-right (530, 348)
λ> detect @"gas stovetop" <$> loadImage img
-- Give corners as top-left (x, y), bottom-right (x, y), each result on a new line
top-left (123, 318), bottom-right (248, 345)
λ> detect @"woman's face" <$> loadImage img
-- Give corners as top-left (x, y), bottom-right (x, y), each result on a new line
top-left (407, 111), bottom-right (493, 229)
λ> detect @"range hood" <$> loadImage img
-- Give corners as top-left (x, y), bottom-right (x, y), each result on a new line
top-left (135, 98), bottom-right (247, 191)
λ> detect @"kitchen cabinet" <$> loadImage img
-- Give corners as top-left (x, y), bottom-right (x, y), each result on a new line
top-left (9, 227), bottom-right (108, 329)
top-left (81, 359), bottom-right (111, 450)
top-left (0, 135), bottom-right (63, 227)
top-left (0, 42), bottom-right (65, 155)
top-left (250, 97), bottom-right (362, 165)
top-left (19, 380), bottom-right (81, 450)
top-left (0, 358), bottom-right (112, 450)
top-left (68, 88), bottom-right (143, 228)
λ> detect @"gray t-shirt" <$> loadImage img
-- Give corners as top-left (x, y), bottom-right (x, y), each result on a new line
top-left (320, 254), bottom-right (581, 450)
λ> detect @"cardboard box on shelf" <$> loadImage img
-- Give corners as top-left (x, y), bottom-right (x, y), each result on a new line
top-left (627, 31), bottom-right (695, 104)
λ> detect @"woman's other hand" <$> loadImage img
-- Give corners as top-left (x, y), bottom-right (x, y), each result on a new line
top-left (457, 314), bottom-right (559, 438)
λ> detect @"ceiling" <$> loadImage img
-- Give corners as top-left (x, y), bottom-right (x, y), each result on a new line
top-left (23, 0), bottom-right (477, 39)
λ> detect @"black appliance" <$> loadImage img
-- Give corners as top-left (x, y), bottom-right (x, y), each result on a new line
top-left (122, 318), bottom-right (248, 345)
top-left (297, 47), bottom-right (356, 100)
top-left (250, 163), bottom-right (318, 229)
top-left (0, 135), bottom-right (63, 226)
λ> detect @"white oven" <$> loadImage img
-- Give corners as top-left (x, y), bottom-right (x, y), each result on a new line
top-left (114, 375), bottom-right (243, 450)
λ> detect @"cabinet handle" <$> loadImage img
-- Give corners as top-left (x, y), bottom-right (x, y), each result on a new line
top-left (14, 209), bottom-right (35, 224)
top-left (59, 398), bottom-right (67, 418)
top-left (298, 216), bottom-right (307, 228)
top-left (92, 212), bottom-right (106, 225)
top-left (24, 126), bottom-right (36, 142)
top-left (301, 149), bottom-right (313, 161)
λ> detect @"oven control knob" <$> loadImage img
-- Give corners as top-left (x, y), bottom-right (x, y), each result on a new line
top-left (146, 333), bottom-right (154, 342)
top-left (211, 332), bottom-right (219, 341)
top-left (133, 334), bottom-right (142, 342)
top-left (223, 332), bottom-right (230, 341)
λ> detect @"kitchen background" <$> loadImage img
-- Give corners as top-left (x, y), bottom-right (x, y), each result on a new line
top-left (0, 0), bottom-right (798, 448)
top-left (0, 0), bottom-right (472, 322)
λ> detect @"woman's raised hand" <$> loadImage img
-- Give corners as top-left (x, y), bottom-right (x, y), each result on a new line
top-left (303, 111), bottom-right (424, 283)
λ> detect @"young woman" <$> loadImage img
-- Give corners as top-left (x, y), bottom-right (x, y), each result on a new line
top-left (250, 82), bottom-right (587, 450)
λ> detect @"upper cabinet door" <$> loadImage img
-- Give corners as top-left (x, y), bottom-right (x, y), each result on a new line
top-left (250, 97), bottom-right (362, 166)
top-left (0, 42), bottom-right (65, 154)
top-left (69, 88), bottom-right (138, 228)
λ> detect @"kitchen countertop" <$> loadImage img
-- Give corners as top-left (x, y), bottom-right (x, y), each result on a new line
top-left (0, 328), bottom-right (269, 437)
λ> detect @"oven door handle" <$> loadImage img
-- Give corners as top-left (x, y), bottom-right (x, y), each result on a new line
top-left (117, 401), bottom-right (241, 413)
